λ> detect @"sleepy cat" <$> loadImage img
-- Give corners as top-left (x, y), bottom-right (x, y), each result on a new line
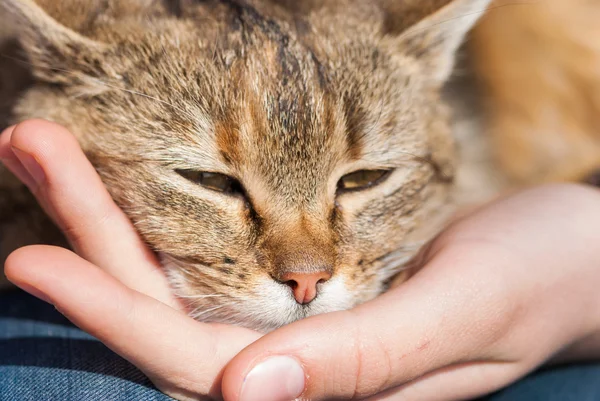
top-left (0, 0), bottom-right (486, 330)
top-left (4, 0), bottom-right (599, 332)
top-left (1, 0), bottom-right (488, 332)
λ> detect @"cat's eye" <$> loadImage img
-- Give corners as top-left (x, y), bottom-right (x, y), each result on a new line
top-left (176, 169), bottom-right (242, 194)
top-left (337, 169), bottom-right (392, 192)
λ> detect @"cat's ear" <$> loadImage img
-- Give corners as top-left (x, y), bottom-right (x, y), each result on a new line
top-left (385, 0), bottom-right (492, 84)
top-left (1, 0), bottom-right (112, 87)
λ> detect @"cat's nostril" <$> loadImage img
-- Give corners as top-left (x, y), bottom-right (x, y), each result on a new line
top-left (277, 271), bottom-right (332, 305)
top-left (283, 279), bottom-right (299, 290)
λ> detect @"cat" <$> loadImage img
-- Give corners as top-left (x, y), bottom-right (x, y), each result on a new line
top-left (1, 0), bottom-right (597, 332)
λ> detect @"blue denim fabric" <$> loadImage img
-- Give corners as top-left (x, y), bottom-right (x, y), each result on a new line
top-left (0, 290), bottom-right (599, 400)
top-left (0, 290), bottom-right (172, 400)
top-left (484, 364), bottom-right (600, 401)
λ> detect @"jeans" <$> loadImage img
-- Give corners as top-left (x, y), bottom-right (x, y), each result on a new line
top-left (1, 290), bottom-right (599, 401)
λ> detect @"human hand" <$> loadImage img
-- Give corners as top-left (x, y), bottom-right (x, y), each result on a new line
top-left (0, 120), bottom-right (261, 400)
top-left (220, 184), bottom-right (600, 401)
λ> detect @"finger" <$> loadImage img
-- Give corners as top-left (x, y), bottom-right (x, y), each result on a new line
top-left (221, 245), bottom-right (514, 401)
top-left (5, 246), bottom-right (260, 400)
top-left (365, 361), bottom-right (522, 401)
top-left (0, 125), bottom-right (36, 188)
top-left (0, 120), bottom-right (174, 306)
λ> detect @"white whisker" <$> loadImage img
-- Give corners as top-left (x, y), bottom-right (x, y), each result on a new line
top-left (178, 293), bottom-right (226, 300)
top-left (191, 303), bottom-right (231, 320)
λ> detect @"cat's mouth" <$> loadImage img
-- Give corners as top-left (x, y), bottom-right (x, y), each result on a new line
top-left (200, 279), bottom-right (357, 332)
top-left (157, 245), bottom-right (423, 331)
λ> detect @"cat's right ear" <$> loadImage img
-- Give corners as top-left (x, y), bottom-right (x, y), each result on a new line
top-left (383, 0), bottom-right (492, 85)
top-left (1, 0), bottom-right (112, 87)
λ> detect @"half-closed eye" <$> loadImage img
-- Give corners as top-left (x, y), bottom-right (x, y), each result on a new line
top-left (176, 169), bottom-right (244, 195)
top-left (337, 169), bottom-right (392, 193)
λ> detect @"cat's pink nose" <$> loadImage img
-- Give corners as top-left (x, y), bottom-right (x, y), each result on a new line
top-left (280, 271), bottom-right (332, 305)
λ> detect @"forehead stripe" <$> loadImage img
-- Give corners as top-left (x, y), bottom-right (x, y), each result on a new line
top-left (343, 96), bottom-right (366, 160)
top-left (215, 120), bottom-right (241, 165)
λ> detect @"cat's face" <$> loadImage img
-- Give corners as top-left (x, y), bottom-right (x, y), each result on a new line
top-left (5, 0), bottom-right (489, 331)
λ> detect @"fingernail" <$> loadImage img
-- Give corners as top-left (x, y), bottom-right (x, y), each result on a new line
top-left (240, 356), bottom-right (305, 401)
top-left (12, 147), bottom-right (45, 186)
top-left (0, 155), bottom-right (36, 189)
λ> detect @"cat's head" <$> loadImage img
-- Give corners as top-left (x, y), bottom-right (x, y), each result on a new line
top-left (4, 0), bottom-right (489, 331)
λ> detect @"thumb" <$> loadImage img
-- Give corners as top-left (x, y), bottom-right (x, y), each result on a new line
top-left (221, 247), bottom-right (509, 401)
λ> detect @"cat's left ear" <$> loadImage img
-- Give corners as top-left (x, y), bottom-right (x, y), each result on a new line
top-left (1, 0), bottom-right (112, 88)
top-left (385, 0), bottom-right (492, 84)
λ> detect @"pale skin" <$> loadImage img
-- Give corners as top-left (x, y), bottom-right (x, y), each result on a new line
top-left (1, 120), bottom-right (600, 401)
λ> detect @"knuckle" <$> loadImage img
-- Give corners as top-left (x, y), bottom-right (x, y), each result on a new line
top-left (60, 209), bottom-right (114, 250)
top-left (345, 310), bottom-right (392, 399)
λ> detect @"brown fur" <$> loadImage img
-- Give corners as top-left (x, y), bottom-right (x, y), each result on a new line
top-left (1, 0), bottom-right (488, 331)
top-left (6, 0), bottom-right (596, 331)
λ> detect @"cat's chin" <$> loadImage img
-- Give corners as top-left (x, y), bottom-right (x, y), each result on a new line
top-left (199, 298), bottom-right (358, 334)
